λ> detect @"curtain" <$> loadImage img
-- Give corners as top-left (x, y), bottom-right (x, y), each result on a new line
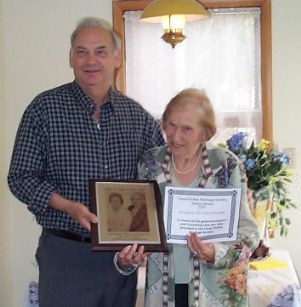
top-left (124, 8), bottom-right (262, 143)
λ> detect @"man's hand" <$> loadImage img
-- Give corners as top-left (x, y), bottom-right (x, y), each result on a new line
top-left (49, 193), bottom-right (98, 231)
top-left (65, 201), bottom-right (98, 231)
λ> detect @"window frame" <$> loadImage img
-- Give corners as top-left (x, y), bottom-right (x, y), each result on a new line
top-left (112, 0), bottom-right (272, 141)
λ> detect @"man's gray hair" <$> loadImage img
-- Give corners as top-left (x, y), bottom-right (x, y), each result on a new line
top-left (71, 17), bottom-right (121, 50)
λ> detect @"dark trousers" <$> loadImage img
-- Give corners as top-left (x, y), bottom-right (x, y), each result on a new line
top-left (175, 284), bottom-right (189, 307)
top-left (36, 231), bottom-right (137, 307)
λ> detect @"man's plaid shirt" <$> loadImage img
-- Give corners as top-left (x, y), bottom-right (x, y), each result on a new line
top-left (8, 81), bottom-right (164, 234)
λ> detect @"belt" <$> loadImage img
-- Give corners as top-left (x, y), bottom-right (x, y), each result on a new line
top-left (42, 228), bottom-right (91, 243)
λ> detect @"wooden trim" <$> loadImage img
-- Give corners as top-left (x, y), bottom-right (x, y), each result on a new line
top-left (113, 0), bottom-right (266, 9)
top-left (260, 0), bottom-right (272, 141)
top-left (112, 2), bottom-right (124, 92)
top-left (113, 1), bottom-right (152, 93)
top-left (112, 0), bottom-right (272, 140)
top-left (202, 0), bottom-right (265, 8)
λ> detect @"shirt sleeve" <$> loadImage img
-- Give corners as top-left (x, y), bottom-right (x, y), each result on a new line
top-left (113, 252), bottom-right (140, 275)
top-left (142, 114), bottom-right (165, 153)
top-left (7, 101), bottom-right (57, 216)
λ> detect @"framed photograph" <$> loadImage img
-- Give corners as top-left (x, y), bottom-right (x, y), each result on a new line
top-left (89, 179), bottom-right (168, 252)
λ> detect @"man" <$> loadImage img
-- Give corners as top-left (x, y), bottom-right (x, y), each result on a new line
top-left (128, 192), bottom-right (149, 232)
top-left (8, 17), bottom-right (164, 307)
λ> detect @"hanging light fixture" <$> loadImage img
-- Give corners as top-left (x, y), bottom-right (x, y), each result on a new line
top-left (140, 0), bottom-right (209, 48)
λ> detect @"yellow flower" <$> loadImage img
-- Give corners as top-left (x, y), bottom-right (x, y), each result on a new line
top-left (258, 139), bottom-right (270, 151)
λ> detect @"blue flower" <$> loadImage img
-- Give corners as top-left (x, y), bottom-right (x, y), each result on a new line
top-left (271, 152), bottom-right (290, 165)
top-left (221, 132), bottom-right (296, 237)
top-left (245, 158), bottom-right (256, 171)
top-left (227, 132), bottom-right (246, 154)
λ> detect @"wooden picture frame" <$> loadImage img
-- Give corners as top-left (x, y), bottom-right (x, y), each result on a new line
top-left (89, 179), bottom-right (168, 252)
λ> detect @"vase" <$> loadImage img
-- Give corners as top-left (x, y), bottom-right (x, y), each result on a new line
top-left (252, 198), bottom-right (271, 241)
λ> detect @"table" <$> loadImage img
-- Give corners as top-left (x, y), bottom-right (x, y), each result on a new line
top-left (137, 250), bottom-right (301, 307)
top-left (248, 249), bottom-right (301, 306)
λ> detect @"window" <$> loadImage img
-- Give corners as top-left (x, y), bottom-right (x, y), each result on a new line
top-left (113, 0), bottom-right (272, 143)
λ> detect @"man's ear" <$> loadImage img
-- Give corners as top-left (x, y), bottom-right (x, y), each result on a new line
top-left (69, 49), bottom-right (73, 68)
top-left (114, 49), bottom-right (121, 69)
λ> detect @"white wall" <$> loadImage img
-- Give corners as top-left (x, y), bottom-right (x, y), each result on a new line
top-left (1, 0), bottom-right (301, 306)
top-left (269, 0), bottom-right (301, 279)
top-left (0, 0), bottom-right (13, 305)
top-left (1, 1), bottom-right (112, 306)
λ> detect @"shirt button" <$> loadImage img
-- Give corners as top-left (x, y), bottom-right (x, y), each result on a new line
top-left (105, 165), bottom-right (108, 169)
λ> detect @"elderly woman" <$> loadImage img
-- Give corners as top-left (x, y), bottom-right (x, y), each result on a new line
top-left (115, 88), bottom-right (259, 307)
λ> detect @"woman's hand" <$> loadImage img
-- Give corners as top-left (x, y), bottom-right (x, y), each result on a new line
top-left (187, 232), bottom-right (215, 262)
top-left (117, 243), bottom-right (148, 270)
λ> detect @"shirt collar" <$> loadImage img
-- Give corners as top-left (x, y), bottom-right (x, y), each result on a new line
top-left (71, 80), bottom-right (115, 114)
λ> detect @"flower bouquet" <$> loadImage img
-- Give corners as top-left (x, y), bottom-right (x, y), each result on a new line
top-left (219, 260), bottom-right (248, 306)
top-left (221, 132), bottom-right (296, 237)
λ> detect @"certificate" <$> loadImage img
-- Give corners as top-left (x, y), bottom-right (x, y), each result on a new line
top-left (89, 179), bottom-right (167, 252)
top-left (164, 187), bottom-right (241, 244)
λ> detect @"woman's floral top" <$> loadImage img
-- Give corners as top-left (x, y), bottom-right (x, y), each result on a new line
top-left (138, 143), bottom-right (260, 307)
